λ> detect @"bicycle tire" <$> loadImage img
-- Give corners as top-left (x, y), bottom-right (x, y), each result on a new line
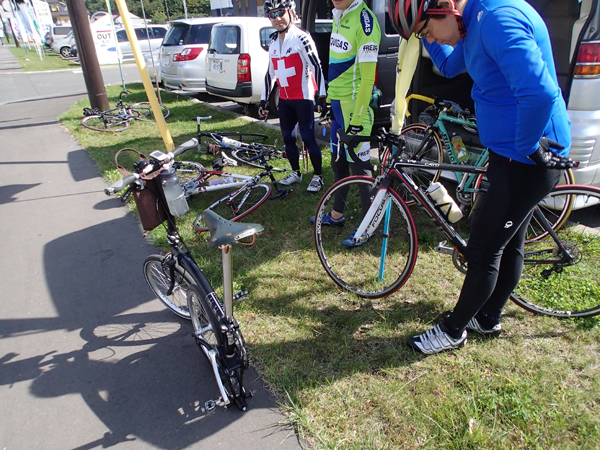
top-left (130, 102), bottom-right (170, 121)
top-left (473, 168), bottom-right (575, 243)
top-left (188, 282), bottom-right (225, 350)
top-left (230, 146), bottom-right (291, 171)
top-left (510, 185), bottom-right (600, 318)
top-left (382, 124), bottom-right (443, 203)
top-left (193, 183), bottom-right (272, 232)
top-left (81, 114), bottom-right (130, 132)
top-left (313, 176), bottom-right (418, 298)
top-left (143, 254), bottom-right (194, 319)
top-left (215, 131), bottom-right (268, 143)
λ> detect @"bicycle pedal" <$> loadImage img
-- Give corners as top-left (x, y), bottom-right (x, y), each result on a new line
top-left (435, 240), bottom-right (455, 255)
top-left (201, 400), bottom-right (218, 413)
top-left (233, 290), bottom-right (248, 301)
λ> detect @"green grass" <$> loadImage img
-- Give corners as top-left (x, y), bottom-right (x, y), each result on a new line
top-left (8, 45), bottom-right (83, 71)
top-left (60, 83), bottom-right (600, 450)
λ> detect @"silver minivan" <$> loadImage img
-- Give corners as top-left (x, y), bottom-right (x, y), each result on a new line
top-left (205, 17), bottom-right (275, 104)
top-left (160, 18), bottom-right (236, 93)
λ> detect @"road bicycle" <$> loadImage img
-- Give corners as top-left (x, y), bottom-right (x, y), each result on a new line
top-left (313, 129), bottom-right (600, 318)
top-left (105, 138), bottom-right (262, 411)
top-left (81, 89), bottom-right (170, 132)
top-left (388, 95), bottom-right (574, 206)
top-left (195, 116), bottom-right (290, 170)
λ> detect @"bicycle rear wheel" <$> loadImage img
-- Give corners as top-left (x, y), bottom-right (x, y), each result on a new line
top-left (130, 102), bottom-right (170, 120)
top-left (193, 183), bottom-right (272, 232)
top-left (143, 254), bottom-right (193, 319)
top-left (381, 124), bottom-right (443, 203)
top-left (313, 176), bottom-right (418, 298)
top-left (230, 146), bottom-right (290, 171)
top-left (81, 114), bottom-right (130, 132)
top-left (510, 185), bottom-right (600, 318)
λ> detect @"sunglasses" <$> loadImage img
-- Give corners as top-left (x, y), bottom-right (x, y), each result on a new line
top-left (415, 15), bottom-right (432, 39)
top-left (268, 9), bottom-right (287, 19)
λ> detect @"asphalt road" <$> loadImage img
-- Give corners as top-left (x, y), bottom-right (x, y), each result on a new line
top-left (0, 49), bottom-right (304, 450)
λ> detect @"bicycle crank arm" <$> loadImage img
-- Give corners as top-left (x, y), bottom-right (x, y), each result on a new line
top-left (205, 347), bottom-right (231, 408)
top-left (435, 240), bottom-right (455, 255)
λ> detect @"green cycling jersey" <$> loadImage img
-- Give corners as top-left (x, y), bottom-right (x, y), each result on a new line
top-left (328, 0), bottom-right (381, 127)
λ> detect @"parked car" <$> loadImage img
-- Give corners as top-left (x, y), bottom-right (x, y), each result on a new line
top-left (159, 17), bottom-right (237, 93)
top-left (302, 0), bottom-right (600, 187)
top-left (113, 25), bottom-right (168, 61)
top-left (47, 25), bottom-right (72, 49)
top-left (51, 31), bottom-right (75, 58)
top-left (205, 17), bottom-right (276, 105)
top-left (145, 48), bottom-right (161, 83)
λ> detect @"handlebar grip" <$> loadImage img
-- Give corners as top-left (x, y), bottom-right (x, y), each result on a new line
top-left (105, 173), bottom-right (139, 195)
top-left (172, 138), bottom-right (199, 157)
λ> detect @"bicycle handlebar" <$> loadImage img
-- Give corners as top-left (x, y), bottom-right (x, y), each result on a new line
top-left (336, 129), bottom-right (383, 172)
top-left (104, 138), bottom-right (198, 196)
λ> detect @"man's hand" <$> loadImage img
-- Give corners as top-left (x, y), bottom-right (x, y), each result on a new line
top-left (528, 137), bottom-right (574, 169)
top-left (258, 100), bottom-right (269, 120)
top-left (346, 124), bottom-right (363, 135)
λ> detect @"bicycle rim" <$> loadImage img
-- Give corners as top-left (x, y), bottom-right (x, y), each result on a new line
top-left (143, 255), bottom-right (192, 319)
top-left (231, 147), bottom-right (290, 171)
top-left (81, 114), bottom-right (130, 132)
top-left (130, 102), bottom-right (170, 121)
top-left (314, 176), bottom-right (418, 298)
top-left (510, 185), bottom-right (600, 318)
top-left (384, 124), bottom-right (442, 203)
top-left (174, 161), bottom-right (206, 196)
top-left (193, 183), bottom-right (272, 232)
top-left (188, 285), bottom-right (224, 350)
top-left (474, 169), bottom-right (575, 243)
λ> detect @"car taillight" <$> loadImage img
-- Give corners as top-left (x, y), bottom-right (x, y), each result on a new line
top-left (237, 54), bottom-right (251, 83)
top-left (574, 42), bottom-right (600, 77)
top-left (173, 47), bottom-right (203, 62)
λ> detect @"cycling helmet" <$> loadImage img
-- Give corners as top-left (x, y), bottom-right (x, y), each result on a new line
top-left (389, 0), bottom-right (462, 40)
top-left (264, 0), bottom-right (293, 12)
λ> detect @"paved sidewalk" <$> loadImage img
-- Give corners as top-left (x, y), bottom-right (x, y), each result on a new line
top-left (0, 45), bottom-right (305, 449)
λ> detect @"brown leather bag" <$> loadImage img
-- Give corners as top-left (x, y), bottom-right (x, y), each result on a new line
top-left (115, 148), bottom-right (168, 231)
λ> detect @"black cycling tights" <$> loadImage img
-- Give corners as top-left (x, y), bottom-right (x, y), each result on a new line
top-left (279, 99), bottom-right (322, 174)
top-left (444, 151), bottom-right (563, 334)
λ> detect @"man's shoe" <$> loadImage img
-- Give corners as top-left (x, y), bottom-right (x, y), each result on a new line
top-left (342, 228), bottom-right (369, 247)
top-left (307, 175), bottom-right (324, 193)
top-left (279, 171), bottom-right (302, 186)
top-left (442, 311), bottom-right (502, 335)
top-left (310, 212), bottom-right (345, 227)
top-left (408, 324), bottom-right (467, 354)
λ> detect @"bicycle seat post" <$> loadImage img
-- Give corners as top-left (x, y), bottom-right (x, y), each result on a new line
top-left (220, 244), bottom-right (234, 319)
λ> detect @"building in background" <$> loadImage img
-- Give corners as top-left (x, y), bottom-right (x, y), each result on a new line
top-left (47, 0), bottom-right (69, 24)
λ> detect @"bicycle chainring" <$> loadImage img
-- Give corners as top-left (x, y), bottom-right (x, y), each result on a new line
top-left (452, 250), bottom-right (468, 274)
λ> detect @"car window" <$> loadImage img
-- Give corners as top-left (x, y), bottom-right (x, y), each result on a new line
top-left (134, 28), bottom-right (148, 40)
top-left (54, 27), bottom-right (71, 36)
top-left (116, 30), bottom-right (128, 43)
top-left (260, 27), bottom-right (276, 51)
top-left (210, 25), bottom-right (240, 54)
top-left (163, 23), bottom-right (189, 46)
top-left (151, 27), bottom-right (167, 39)
top-left (188, 24), bottom-right (215, 45)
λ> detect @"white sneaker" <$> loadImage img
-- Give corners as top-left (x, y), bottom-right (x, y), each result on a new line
top-left (408, 324), bottom-right (467, 354)
top-left (306, 175), bottom-right (324, 193)
top-left (279, 171), bottom-right (302, 186)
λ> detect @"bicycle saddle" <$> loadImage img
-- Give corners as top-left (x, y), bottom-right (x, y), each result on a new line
top-left (202, 209), bottom-right (264, 248)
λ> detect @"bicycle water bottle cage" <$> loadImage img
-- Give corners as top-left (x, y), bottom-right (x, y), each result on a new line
top-left (202, 210), bottom-right (264, 248)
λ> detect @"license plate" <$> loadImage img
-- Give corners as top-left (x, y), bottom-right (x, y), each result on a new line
top-left (211, 60), bottom-right (222, 73)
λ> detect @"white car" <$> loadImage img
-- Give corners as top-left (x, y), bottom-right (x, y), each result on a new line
top-left (51, 31), bottom-right (75, 58)
top-left (205, 17), bottom-right (276, 105)
top-left (113, 25), bottom-right (169, 61)
top-left (145, 48), bottom-right (161, 83)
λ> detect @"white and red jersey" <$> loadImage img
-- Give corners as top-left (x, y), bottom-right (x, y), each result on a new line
top-left (261, 25), bottom-right (326, 102)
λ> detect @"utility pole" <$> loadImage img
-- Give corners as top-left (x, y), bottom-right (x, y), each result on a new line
top-left (64, 0), bottom-right (109, 111)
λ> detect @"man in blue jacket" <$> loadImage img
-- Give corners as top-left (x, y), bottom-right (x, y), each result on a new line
top-left (389, 0), bottom-right (573, 353)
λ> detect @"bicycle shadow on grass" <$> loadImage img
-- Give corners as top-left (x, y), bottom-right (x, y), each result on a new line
top-left (1, 214), bottom-right (297, 450)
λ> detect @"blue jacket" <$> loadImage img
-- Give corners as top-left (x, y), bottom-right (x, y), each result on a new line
top-left (423, 0), bottom-right (571, 164)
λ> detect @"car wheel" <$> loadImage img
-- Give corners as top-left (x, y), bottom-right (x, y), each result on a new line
top-left (268, 84), bottom-right (280, 118)
top-left (60, 47), bottom-right (71, 58)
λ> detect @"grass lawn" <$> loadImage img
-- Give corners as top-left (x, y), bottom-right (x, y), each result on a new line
top-left (9, 45), bottom-right (82, 71)
top-left (60, 83), bottom-right (600, 450)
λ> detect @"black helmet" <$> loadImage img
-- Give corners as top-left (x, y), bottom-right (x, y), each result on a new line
top-left (264, 0), bottom-right (293, 13)
top-left (388, 0), bottom-right (460, 40)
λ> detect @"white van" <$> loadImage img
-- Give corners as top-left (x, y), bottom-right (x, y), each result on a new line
top-left (205, 17), bottom-right (275, 104)
top-left (114, 25), bottom-right (169, 61)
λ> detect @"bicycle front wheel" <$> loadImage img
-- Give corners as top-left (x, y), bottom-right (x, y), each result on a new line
top-left (143, 254), bottom-right (193, 319)
top-left (230, 146), bottom-right (291, 171)
top-left (193, 183), bottom-right (272, 232)
top-left (81, 114), bottom-right (130, 132)
top-left (314, 176), bottom-right (418, 298)
top-left (510, 185), bottom-right (600, 318)
top-left (130, 102), bottom-right (170, 121)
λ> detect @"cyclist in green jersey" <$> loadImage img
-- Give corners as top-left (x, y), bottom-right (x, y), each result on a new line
top-left (310, 0), bottom-right (381, 247)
